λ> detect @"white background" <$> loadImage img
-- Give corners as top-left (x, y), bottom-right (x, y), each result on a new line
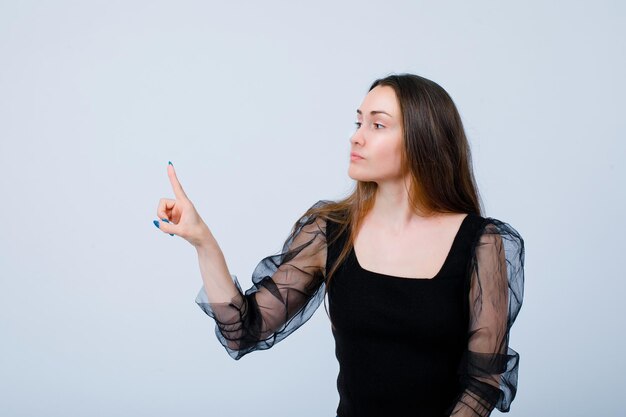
top-left (1, 1), bottom-right (624, 416)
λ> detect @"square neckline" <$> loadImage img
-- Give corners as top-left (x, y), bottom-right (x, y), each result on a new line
top-left (351, 213), bottom-right (472, 281)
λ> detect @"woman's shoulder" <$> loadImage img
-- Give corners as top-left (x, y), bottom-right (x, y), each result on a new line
top-left (468, 214), bottom-right (525, 260)
top-left (474, 214), bottom-right (524, 240)
top-left (303, 199), bottom-right (349, 223)
top-left (294, 199), bottom-right (347, 238)
top-left (295, 199), bottom-right (335, 225)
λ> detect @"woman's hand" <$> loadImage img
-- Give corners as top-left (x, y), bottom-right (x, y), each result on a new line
top-left (154, 162), bottom-right (215, 249)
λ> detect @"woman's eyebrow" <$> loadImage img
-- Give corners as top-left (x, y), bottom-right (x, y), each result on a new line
top-left (356, 109), bottom-right (392, 117)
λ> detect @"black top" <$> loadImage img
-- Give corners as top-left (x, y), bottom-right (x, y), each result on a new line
top-left (195, 200), bottom-right (525, 417)
top-left (327, 212), bottom-right (482, 416)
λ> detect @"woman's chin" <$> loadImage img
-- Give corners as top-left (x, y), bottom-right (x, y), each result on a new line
top-left (348, 170), bottom-right (370, 182)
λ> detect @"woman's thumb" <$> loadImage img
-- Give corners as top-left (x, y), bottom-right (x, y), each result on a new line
top-left (153, 218), bottom-right (175, 236)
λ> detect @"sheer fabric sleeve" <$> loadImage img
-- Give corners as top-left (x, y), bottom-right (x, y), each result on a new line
top-left (194, 200), bottom-right (329, 361)
top-left (446, 218), bottom-right (525, 416)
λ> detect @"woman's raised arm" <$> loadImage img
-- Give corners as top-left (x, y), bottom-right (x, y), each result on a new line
top-left (195, 200), bottom-right (330, 360)
top-left (154, 162), bottom-right (242, 306)
top-left (154, 163), bottom-right (329, 360)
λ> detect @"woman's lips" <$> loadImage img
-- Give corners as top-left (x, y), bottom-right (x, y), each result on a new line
top-left (350, 152), bottom-right (364, 161)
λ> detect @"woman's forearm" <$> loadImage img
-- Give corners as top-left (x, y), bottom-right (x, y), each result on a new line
top-left (195, 241), bottom-right (240, 304)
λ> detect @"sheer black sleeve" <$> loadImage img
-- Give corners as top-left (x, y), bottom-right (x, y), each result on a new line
top-left (446, 218), bottom-right (525, 416)
top-left (195, 200), bottom-right (329, 360)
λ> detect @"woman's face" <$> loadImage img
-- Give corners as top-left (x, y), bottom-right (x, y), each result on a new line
top-left (348, 85), bottom-right (404, 183)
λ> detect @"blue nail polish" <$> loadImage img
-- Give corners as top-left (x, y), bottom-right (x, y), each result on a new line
top-left (168, 161), bottom-right (173, 166)
top-left (160, 218), bottom-right (174, 236)
top-left (154, 219), bottom-right (174, 236)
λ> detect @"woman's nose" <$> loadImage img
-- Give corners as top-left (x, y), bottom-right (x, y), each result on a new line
top-left (350, 130), bottom-right (364, 145)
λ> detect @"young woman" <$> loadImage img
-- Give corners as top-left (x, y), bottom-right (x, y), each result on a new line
top-left (153, 73), bottom-right (525, 417)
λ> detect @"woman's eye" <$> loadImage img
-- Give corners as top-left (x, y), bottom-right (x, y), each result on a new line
top-left (354, 122), bottom-right (384, 129)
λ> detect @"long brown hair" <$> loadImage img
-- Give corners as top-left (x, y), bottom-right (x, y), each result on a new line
top-left (296, 73), bottom-right (483, 323)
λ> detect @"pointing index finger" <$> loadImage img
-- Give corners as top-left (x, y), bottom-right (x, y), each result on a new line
top-left (167, 163), bottom-right (189, 200)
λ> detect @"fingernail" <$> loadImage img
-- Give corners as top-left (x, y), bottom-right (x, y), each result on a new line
top-left (161, 218), bottom-right (174, 236)
top-left (154, 219), bottom-right (174, 236)
top-left (168, 161), bottom-right (173, 166)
